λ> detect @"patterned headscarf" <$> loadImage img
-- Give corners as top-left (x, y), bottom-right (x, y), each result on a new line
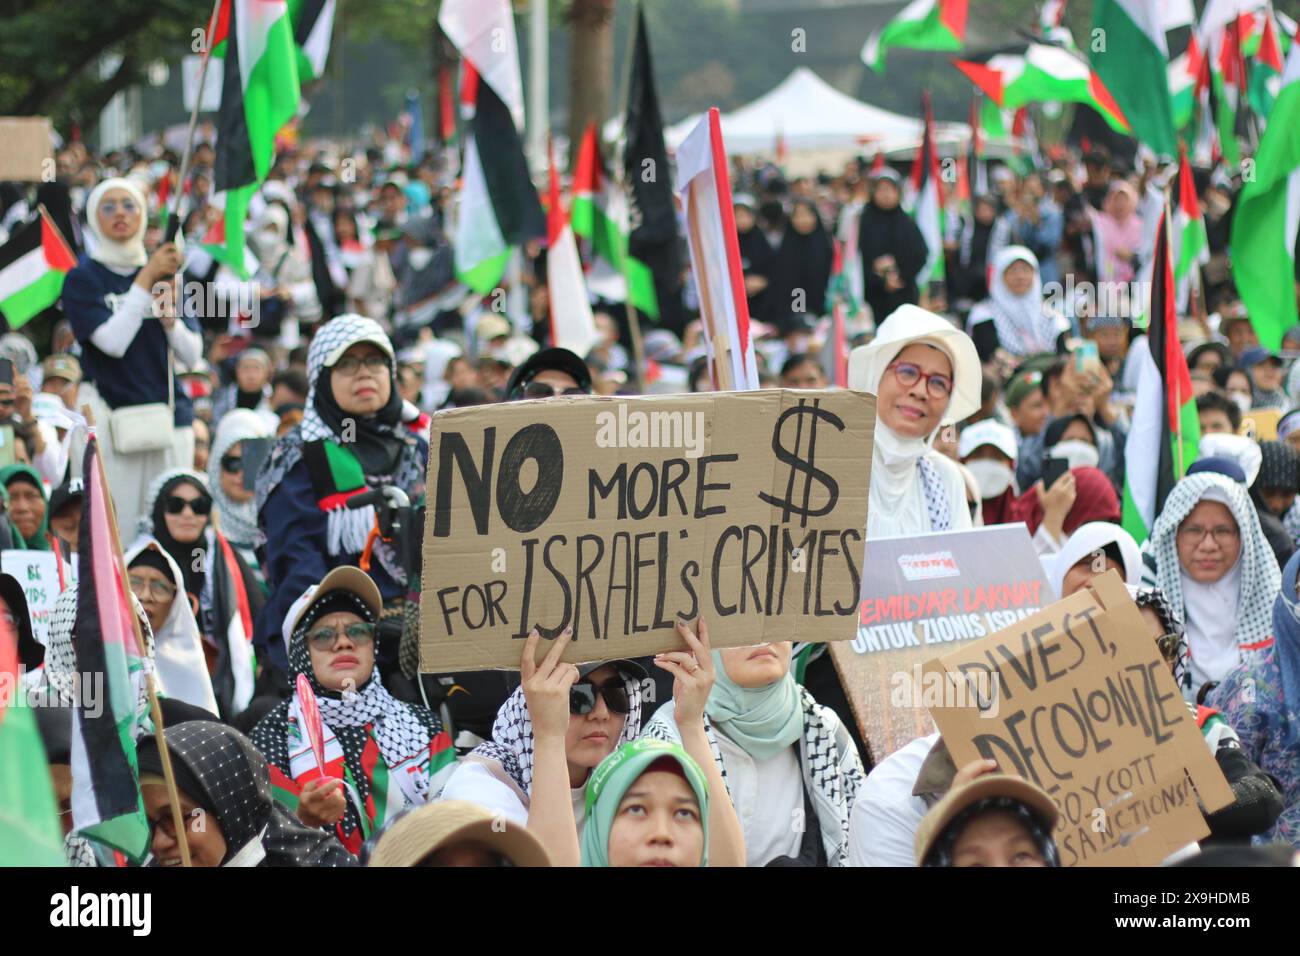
top-left (208, 409), bottom-right (271, 549)
top-left (1140, 472), bottom-right (1280, 678)
top-left (975, 246), bottom-right (1063, 358)
top-left (247, 587), bottom-right (450, 849)
top-left (139, 721), bottom-right (356, 867)
top-left (255, 315), bottom-right (425, 569)
top-left (468, 676), bottom-right (643, 800)
top-left (920, 796), bottom-right (1061, 867)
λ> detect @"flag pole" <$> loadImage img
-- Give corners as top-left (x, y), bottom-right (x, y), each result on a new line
top-left (1162, 197), bottom-right (1186, 479)
top-left (79, 404), bottom-right (193, 867)
top-left (167, 0), bottom-right (225, 243)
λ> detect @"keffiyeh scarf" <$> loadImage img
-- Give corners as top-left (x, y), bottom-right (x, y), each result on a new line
top-left (469, 682), bottom-right (643, 800)
top-left (642, 685), bottom-right (865, 866)
top-left (208, 409), bottom-right (270, 549)
top-left (968, 246), bottom-right (1062, 358)
top-left (255, 315), bottom-right (425, 580)
top-left (1140, 472), bottom-right (1280, 687)
top-left (248, 597), bottom-right (454, 855)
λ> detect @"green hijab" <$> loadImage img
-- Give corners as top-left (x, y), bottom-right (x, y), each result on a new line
top-left (704, 649), bottom-right (804, 761)
top-left (580, 739), bottom-right (710, 868)
top-left (0, 464), bottom-right (49, 550)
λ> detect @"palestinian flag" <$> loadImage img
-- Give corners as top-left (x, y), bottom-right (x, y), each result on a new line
top-left (571, 123), bottom-right (658, 318)
top-left (908, 92), bottom-right (946, 286)
top-left (1039, 0), bottom-right (1067, 33)
top-left (623, 4), bottom-right (681, 326)
top-left (1092, 0), bottom-right (1178, 156)
top-left (213, 0), bottom-right (302, 279)
top-left (545, 141), bottom-right (600, 357)
top-left (450, 75), bottom-right (545, 294)
top-left (1245, 10), bottom-right (1286, 120)
top-left (359, 730), bottom-right (458, 834)
top-left (862, 0), bottom-right (968, 73)
top-left (210, 533), bottom-right (256, 720)
top-left (0, 614), bottom-right (64, 865)
top-left (0, 210), bottom-right (76, 329)
top-left (288, 0), bottom-right (335, 82)
top-left (1169, 36), bottom-right (1202, 131)
top-left (1121, 210), bottom-right (1199, 545)
top-left (953, 44), bottom-right (1130, 135)
top-left (1231, 42), bottom-right (1300, 351)
top-left (69, 436), bottom-right (151, 861)
top-left (1173, 146), bottom-right (1209, 309)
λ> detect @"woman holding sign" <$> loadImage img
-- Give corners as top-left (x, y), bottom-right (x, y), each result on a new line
top-left (642, 640), bottom-right (865, 866)
top-left (442, 620), bottom-right (746, 867)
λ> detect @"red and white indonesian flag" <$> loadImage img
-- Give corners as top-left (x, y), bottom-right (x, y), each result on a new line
top-left (677, 109), bottom-right (759, 392)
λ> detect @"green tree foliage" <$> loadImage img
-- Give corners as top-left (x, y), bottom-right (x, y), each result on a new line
top-left (0, 0), bottom-right (203, 133)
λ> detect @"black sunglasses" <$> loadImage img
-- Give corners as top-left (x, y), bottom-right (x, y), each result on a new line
top-left (220, 454), bottom-right (243, 474)
top-left (164, 495), bottom-right (212, 517)
top-left (522, 382), bottom-right (589, 400)
top-left (569, 676), bottom-right (632, 716)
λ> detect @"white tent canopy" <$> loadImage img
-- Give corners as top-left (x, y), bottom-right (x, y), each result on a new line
top-left (603, 67), bottom-right (971, 158)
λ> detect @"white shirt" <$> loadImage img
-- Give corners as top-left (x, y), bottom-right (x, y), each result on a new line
top-left (439, 761), bottom-right (587, 835)
top-left (868, 449), bottom-right (972, 539)
top-left (712, 733), bottom-right (803, 867)
top-left (848, 732), bottom-right (938, 867)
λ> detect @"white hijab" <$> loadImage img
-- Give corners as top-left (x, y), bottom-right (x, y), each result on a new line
top-left (124, 538), bottom-right (218, 715)
top-left (1177, 486), bottom-right (1244, 688)
top-left (1045, 521), bottom-right (1142, 598)
top-left (849, 306), bottom-right (982, 537)
top-left (977, 246), bottom-right (1061, 357)
top-left (84, 177), bottom-right (149, 271)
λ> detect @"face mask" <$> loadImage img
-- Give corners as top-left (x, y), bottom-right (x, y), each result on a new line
top-left (1048, 439), bottom-right (1100, 471)
top-left (1231, 392), bottom-right (1252, 416)
top-left (966, 459), bottom-right (1014, 500)
top-left (408, 247), bottom-right (434, 270)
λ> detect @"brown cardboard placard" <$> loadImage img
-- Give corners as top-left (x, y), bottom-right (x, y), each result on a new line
top-left (419, 389), bottom-right (874, 671)
top-left (0, 118), bottom-right (54, 182)
top-left (830, 524), bottom-right (1050, 764)
top-left (923, 570), bottom-right (1234, 867)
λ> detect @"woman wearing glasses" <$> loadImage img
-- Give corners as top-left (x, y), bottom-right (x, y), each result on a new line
top-left (124, 540), bottom-right (219, 715)
top-left (134, 468), bottom-right (263, 720)
top-left (441, 621), bottom-right (746, 867)
top-left (1140, 471), bottom-right (1282, 702)
top-left (848, 305), bottom-right (983, 540)
top-left (1210, 550), bottom-right (1300, 847)
top-left (796, 308), bottom-right (983, 764)
top-left (1130, 586), bottom-right (1284, 846)
top-left (208, 408), bottom-right (274, 573)
top-left (249, 567), bottom-right (455, 856)
top-left (62, 177), bottom-right (204, 537)
top-left (255, 315), bottom-right (426, 687)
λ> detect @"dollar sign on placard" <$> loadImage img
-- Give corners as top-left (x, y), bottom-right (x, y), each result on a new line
top-left (758, 398), bottom-right (844, 527)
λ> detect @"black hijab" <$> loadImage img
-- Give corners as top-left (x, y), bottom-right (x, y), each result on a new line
top-left (763, 198), bottom-right (834, 327)
top-left (314, 363), bottom-right (406, 475)
top-left (151, 476), bottom-right (211, 600)
top-left (138, 721), bottom-right (356, 867)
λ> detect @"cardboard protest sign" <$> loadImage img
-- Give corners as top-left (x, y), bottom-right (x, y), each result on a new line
top-left (420, 389), bottom-right (874, 671)
top-left (830, 525), bottom-right (1049, 763)
top-left (2, 550), bottom-right (62, 647)
top-left (0, 118), bottom-right (53, 182)
top-left (923, 570), bottom-right (1234, 867)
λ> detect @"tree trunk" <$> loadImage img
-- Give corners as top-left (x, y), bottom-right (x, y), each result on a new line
top-left (567, 0), bottom-right (613, 170)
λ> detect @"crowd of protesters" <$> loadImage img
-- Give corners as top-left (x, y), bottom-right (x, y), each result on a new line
top-left (3, 121), bottom-right (1300, 868)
